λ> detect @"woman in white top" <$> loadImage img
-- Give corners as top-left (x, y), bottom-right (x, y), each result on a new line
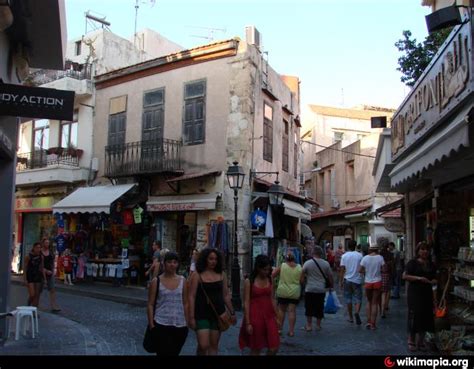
top-left (359, 244), bottom-right (385, 330)
top-left (147, 251), bottom-right (189, 355)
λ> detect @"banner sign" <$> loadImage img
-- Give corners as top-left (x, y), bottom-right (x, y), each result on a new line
top-left (0, 83), bottom-right (75, 120)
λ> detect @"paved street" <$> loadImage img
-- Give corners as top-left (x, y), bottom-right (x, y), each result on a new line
top-left (1, 280), bottom-right (415, 356)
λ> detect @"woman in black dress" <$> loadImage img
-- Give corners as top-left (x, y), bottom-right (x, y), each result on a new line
top-left (188, 248), bottom-right (236, 355)
top-left (403, 241), bottom-right (437, 352)
top-left (24, 242), bottom-right (44, 307)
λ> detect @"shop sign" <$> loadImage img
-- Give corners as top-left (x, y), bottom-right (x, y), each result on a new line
top-left (148, 203), bottom-right (199, 212)
top-left (15, 196), bottom-right (58, 211)
top-left (384, 218), bottom-right (405, 233)
top-left (250, 209), bottom-right (266, 228)
top-left (0, 83), bottom-right (75, 120)
top-left (391, 20), bottom-right (473, 161)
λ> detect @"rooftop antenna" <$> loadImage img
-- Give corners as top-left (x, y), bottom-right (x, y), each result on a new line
top-left (134, 0), bottom-right (156, 47)
top-left (84, 11), bottom-right (111, 35)
top-left (187, 25), bottom-right (226, 42)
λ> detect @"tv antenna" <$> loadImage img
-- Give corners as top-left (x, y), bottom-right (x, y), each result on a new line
top-left (134, 0), bottom-right (156, 47)
top-left (84, 11), bottom-right (111, 35)
top-left (187, 25), bottom-right (226, 42)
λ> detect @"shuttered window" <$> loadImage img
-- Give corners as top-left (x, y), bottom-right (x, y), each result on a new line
top-left (108, 113), bottom-right (126, 147)
top-left (183, 80), bottom-right (206, 145)
top-left (282, 119), bottom-right (289, 172)
top-left (263, 103), bottom-right (273, 162)
top-left (142, 88), bottom-right (164, 141)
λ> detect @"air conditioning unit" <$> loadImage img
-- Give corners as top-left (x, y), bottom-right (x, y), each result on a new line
top-left (331, 198), bottom-right (340, 209)
top-left (245, 25), bottom-right (261, 49)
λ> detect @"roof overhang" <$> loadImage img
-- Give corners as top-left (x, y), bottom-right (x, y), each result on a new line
top-left (282, 199), bottom-right (311, 221)
top-left (7, 0), bottom-right (67, 69)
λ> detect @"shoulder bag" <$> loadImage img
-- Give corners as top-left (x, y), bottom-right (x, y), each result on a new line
top-left (143, 276), bottom-right (160, 353)
top-left (199, 274), bottom-right (232, 332)
top-left (312, 258), bottom-right (331, 289)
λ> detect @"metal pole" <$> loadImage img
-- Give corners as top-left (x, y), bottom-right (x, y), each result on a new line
top-left (0, 117), bottom-right (18, 345)
top-left (231, 189), bottom-right (242, 310)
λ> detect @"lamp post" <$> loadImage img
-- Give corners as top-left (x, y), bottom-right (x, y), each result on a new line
top-left (226, 161), bottom-right (246, 311)
top-left (267, 180), bottom-right (285, 206)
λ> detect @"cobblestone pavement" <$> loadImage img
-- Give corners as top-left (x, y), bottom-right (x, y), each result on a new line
top-left (2, 283), bottom-right (416, 356)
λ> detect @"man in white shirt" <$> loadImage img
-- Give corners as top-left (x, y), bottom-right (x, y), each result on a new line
top-left (339, 240), bottom-right (363, 325)
top-left (359, 244), bottom-right (385, 330)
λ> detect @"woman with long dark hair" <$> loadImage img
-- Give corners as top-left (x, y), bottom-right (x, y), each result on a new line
top-left (403, 241), bottom-right (437, 352)
top-left (24, 242), bottom-right (44, 307)
top-left (239, 254), bottom-right (280, 355)
top-left (188, 248), bottom-right (236, 355)
top-left (147, 251), bottom-right (189, 355)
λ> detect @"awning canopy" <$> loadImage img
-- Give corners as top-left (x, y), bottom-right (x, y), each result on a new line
top-left (147, 194), bottom-right (217, 212)
top-left (282, 199), bottom-right (311, 221)
top-left (390, 104), bottom-right (472, 189)
top-left (52, 184), bottom-right (136, 214)
top-left (311, 205), bottom-right (371, 220)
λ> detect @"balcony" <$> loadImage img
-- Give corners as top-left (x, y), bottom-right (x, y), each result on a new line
top-left (105, 138), bottom-right (182, 178)
top-left (28, 64), bottom-right (93, 97)
top-left (16, 148), bottom-right (89, 186)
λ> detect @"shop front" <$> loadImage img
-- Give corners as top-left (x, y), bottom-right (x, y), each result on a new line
top-left (387, 18), bottom-right (474, 353)
top-left (15, 190), bottom-right (65, 273)
top-left (51, 183), bottom-right (151, 286)
top-left (147, 193), bottom-right (221, 272)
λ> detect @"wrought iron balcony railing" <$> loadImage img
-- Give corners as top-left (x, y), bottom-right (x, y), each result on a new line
top-left (16, 149), bottom-right (81, 172)
top-left (105, 138), bottom-right (182, 178)
top-left (28, 63), bottom-right (92, 85)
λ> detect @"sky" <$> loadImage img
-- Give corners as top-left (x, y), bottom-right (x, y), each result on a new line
top-left (64, 0), bottom-right (431, 110)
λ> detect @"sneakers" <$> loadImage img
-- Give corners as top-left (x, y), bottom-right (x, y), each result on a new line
top-left (354, 313), bottom-right (362, 325)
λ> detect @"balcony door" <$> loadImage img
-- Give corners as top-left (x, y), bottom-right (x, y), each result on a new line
top-left (33, 119), bottom-right (49, 168)
top-left (141, 88), bottom-right (164, 171)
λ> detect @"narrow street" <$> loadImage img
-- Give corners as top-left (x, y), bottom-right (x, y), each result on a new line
top-left (3, 283), bottom-right (413, 355)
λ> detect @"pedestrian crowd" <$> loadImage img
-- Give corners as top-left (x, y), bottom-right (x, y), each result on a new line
top-left (24, 234), bottom-right (435, 356)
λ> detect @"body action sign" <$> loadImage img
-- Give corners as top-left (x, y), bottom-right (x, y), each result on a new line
top-left (0, 83), bottom-right (75, 120)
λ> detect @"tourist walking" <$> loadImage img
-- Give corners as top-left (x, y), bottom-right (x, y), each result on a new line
top-left (272, 252), bottom-right (302, 337)
top-left (24, 242), bottom-right (44, 307)
top-left (359, 244), bottom-right (385, 330)
top-left (403, 241), bottom-right (437, 352)
top-left (379, 238), bottom-right (394, 318)
top-left (389, 242), bottom-right (402, 299)
top-left (339, 240), bottom-right (363, 325)
top-left (146, 251), bottom-right (189, 355)
top-left (300, 246), bottom-right (333, 331)
top-left (41, 238), bottom-right (61, 312)
top-left (239, 254), bottom-right (280, 355)
top-left (188, 248), bottom-right (236, 355)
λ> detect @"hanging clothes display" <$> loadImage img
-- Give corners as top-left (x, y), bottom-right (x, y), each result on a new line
top-left (209, 221), bottom-right (230, 254)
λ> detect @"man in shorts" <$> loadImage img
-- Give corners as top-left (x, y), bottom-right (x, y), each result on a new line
top-left (339, 240), bottom-right (363, 325)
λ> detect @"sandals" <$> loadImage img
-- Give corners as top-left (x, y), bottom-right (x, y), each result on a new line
top-left (301, 326), bottom-right (312, 332)
top-left (287, 332), bottom-right (295, 337)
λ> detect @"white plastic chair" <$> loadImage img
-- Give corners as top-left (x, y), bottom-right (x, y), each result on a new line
top-left (13, 306), bottom-right (39, 340)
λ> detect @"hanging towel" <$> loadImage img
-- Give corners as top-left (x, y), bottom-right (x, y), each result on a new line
top-left (265, 206), bottom-right (274, 238)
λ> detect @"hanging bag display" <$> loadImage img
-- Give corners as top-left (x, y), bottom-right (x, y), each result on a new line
top-left (436, 271), bottom-right (451, 318)
top-left (143, 276), bottom-right (160, 353)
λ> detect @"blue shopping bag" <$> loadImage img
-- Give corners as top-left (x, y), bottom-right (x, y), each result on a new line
top-left (324, 291), bottom-right (339, 314)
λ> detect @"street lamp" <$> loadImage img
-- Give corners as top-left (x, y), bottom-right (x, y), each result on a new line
top-left (226, 161), bottom-right (245, 311)
top-left (267, 180), bottom-right (285, 206)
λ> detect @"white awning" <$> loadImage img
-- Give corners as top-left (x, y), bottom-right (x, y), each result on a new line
top-left (52, 184), bottom-right (136, 214)
top-left (147, 194), bottom-right (216, 212)
top-left (282, 199), bottom-right (311, 221)
top-left (390, 105), bottom-right (472, 188)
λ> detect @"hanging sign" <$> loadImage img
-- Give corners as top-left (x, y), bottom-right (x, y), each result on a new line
top-left (0, 83), bottom-right (75, 120)
top-left (250, 209), bottom-right (266, 228)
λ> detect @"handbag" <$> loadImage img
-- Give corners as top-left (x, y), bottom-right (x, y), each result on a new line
top-left (312, 258), bottom-right (331, 289)
top-left (143, 276), bottom-right (160, 353)
top-left (436, 271), bottom-right (451, 318)
top-left (199, 275), bottom-right (232, 332)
